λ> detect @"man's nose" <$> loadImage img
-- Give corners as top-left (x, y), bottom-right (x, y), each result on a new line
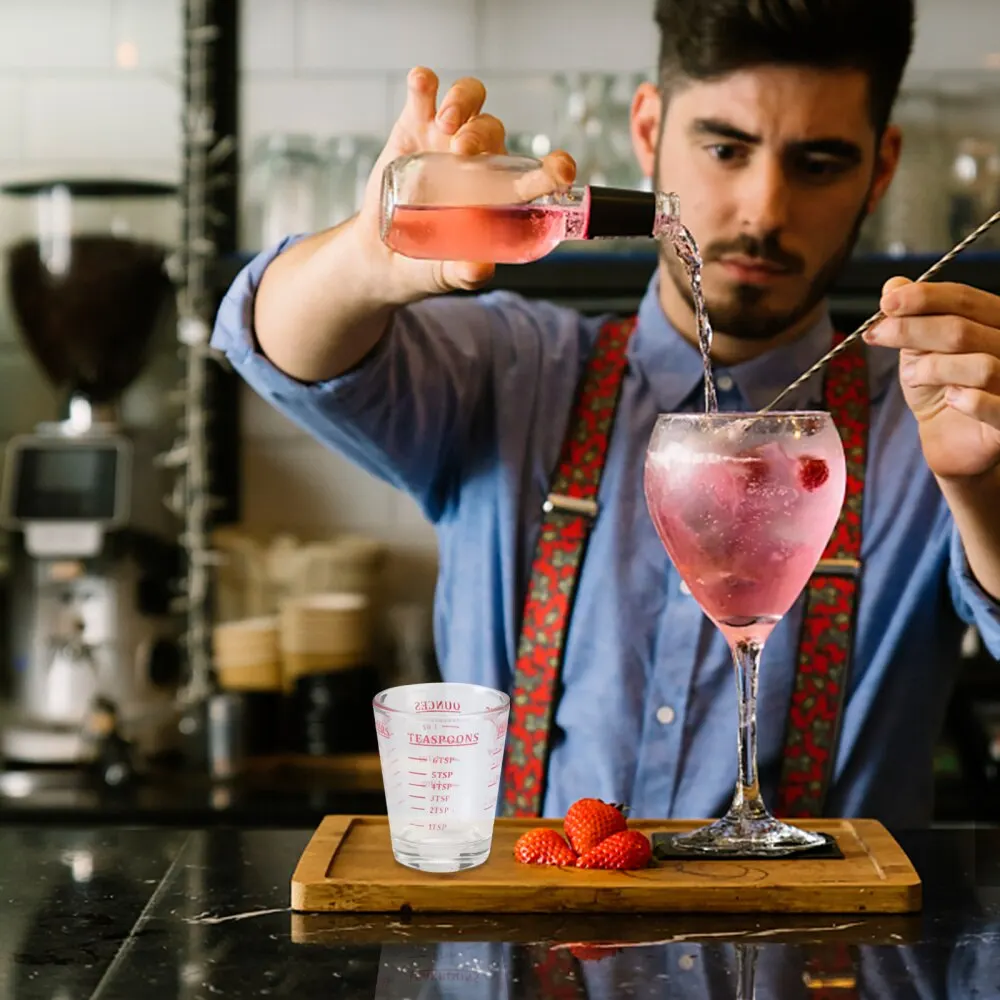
top-left (738, 156), bottom-right (790, 234)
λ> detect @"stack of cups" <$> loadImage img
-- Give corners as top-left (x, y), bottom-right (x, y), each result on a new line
top-left (211, 617), bottom-right (285, 763)
top-left (280, 593), bottom-right (380, 756)
top-left (213, 616), bottom-right (282, 692)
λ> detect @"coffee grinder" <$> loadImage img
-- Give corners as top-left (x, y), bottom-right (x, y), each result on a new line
top-left (0, 179), bottom-right (183, 772)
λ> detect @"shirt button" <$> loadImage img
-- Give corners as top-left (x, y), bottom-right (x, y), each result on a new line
top-left (717, 374), bottom-right (734, 392)
top-left (656, 705), bottom-right (676, 725)
top-left (679, 580), bottom-right (691, 596)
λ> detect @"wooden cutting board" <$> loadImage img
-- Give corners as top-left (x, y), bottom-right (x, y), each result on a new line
top-left (290, 909), bottom-right (925, 947)
top-left (290, 816), bottom-right (921, 914)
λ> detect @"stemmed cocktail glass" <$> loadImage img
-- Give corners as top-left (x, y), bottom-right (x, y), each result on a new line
top-left (644, 411), bottom-right (846, 856)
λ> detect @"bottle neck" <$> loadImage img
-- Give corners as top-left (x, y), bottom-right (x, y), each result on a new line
top-left (581, 186), bottom-right (680, 240)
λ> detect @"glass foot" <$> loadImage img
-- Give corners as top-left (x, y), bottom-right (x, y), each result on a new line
top-left (667, 811), bottom-right (827, 858)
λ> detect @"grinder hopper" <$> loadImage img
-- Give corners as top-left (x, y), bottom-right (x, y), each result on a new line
top-left (1, 178), bottom-right (177, 420)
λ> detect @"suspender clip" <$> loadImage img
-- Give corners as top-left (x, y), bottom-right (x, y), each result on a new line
top-left (542, 493), bottom-right (598, 518)
top-left (814, 557), bottom-right (862, 578)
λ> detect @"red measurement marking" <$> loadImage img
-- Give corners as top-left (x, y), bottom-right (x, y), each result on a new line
top-left (413, 700), bottom-right (463, 713)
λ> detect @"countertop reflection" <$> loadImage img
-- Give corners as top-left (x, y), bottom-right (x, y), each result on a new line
top-left (0, 825), bottom-right (997, 998)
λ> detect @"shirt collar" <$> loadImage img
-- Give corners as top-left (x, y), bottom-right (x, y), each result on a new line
top-left (629, 271), bottom-right (898, 412)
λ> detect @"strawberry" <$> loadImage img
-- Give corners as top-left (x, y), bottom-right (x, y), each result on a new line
top-left (514, 828), bottom-right (578, 866)
top-left (742, 454), bottom-right (770, 491)
top-left (576, 830), bottom-right (652, 870)
top-left (563, 798), bottom-right (628, 855)
top-left (797, 456), bottom-right (829, 492)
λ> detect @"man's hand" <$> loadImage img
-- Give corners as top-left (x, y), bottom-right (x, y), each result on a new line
top-left (252, 66), bottom-right (575, 384)
top-left (866, 274), bottom-right (1000, 600)
top-left (865, 275), bottom-right (1000, 480)
top-left (358, 66), bottom-right (575, 303)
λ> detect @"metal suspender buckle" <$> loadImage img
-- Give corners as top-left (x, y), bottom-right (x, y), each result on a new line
top-left (542, 493), bottom-right (598, 518)
top-left (814, 557), bottom-right (862, 577)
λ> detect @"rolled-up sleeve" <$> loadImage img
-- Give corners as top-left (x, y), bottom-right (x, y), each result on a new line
top-left (948, 524), bottom-right (1000, 659)
top-left (211, 237), bottom-right (511, 522)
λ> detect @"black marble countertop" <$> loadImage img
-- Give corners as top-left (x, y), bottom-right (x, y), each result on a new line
top-left (0, 824), bottom-right (998, 999)
top-left (0, 756), bottom-right (386, 827)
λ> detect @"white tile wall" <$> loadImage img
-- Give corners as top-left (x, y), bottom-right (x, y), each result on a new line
top-left (0, 80), bottom-right (25, 163)
top-left (297, 0), bottom-right (478, 74)
top-left (241, 77), bottom-right (390, 145)
top-left (478, 0), bottom-right (656, 74)
top-left (908, 0), bottom-right (1000, 77)
top-left (112, 0), bottom-right (182, 74)
top-left (24, 77), bottom-right (180, 163)
top-left (0, 0), bottom-right (181, 183)
top-left (241, 0), bottom-right (297, 73)
top-left (0, 0), bottom-right (114, 71)
top-left (0, 0), bottom-right (999, 607)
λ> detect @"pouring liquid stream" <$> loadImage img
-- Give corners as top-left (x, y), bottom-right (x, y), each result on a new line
top-left (668, 223), bottom-right (718, 414)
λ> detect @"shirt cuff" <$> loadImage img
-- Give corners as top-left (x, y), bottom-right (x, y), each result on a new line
top-left (949, 525), bottom-right (1000, 658)
top-left (210, 235), bottom-right (393, 412)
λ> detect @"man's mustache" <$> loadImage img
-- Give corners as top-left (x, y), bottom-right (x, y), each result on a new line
top-left (701, 234), bottom-right (805, 274)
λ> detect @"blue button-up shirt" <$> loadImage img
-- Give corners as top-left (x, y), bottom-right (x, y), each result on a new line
top-left (213, 236), bottom-right (1000, 828)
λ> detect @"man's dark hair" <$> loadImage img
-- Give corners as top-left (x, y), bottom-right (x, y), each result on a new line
top-left (654, 0), bottom-right (915, 134)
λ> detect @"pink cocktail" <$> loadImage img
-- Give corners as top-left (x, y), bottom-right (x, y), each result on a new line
top-left (644, 411), bottom-right (846, 856)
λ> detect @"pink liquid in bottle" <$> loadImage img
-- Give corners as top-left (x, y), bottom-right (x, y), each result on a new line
top-left (383, 203), bottom-right (588, 264)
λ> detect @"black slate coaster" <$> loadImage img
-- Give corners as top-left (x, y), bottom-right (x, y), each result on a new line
top-left (652, 831), bottom-right (844, 862)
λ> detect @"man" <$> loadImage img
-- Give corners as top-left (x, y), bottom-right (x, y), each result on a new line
top-left (213, 0), bottom-right (1000, 828)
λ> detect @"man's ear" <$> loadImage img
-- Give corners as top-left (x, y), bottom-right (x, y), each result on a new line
top-left (867, 123), bottom-right (902, 215)
top-left (631, 81), bottom-right (663, 181)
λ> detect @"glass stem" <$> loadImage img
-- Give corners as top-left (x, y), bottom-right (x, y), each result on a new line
top-left (735, 944), bottom-right (758, 1000)
top-left (730, 638), bottom-right (769, 819)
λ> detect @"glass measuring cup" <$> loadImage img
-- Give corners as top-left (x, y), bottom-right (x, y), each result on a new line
top-left (373, 682), bottom-right (510, 872)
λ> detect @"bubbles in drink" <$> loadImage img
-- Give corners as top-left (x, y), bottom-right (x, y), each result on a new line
top-left (644, 418), bottom-right (846, 642)
top-left (668, 223), bottom-right (717, 414)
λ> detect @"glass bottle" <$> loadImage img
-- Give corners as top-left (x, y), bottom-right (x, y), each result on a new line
top-left (379, 151), bottom-right (679, 264)
top-left (243, 135), bottom-right (325, 251)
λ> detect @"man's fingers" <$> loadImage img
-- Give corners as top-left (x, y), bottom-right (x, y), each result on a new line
top-left (402, 66), bottom-right (439, 124)
top-left (435, 77), bottom-right (488, 135)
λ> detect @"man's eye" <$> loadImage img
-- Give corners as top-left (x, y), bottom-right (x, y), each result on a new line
top-left (707, 144), bottom-right (748, 164)
top-left (796, 154), bottom-right (850, 179)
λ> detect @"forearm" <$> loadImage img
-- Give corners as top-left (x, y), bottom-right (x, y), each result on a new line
top-left (252, 216), bottom-right (415, 384)
top-left (939, 469), bottom-right (1000, 602)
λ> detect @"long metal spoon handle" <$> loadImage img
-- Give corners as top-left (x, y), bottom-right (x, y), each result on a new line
top-left (760, 207), bottom-right (1000, 414)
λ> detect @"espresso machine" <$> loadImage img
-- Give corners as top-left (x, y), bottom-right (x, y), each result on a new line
top-left (0, 179), bottom-right (184, 772)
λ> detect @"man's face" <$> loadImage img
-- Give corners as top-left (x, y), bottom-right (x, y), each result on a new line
top-left (633, 66), bottom-right (899, 341)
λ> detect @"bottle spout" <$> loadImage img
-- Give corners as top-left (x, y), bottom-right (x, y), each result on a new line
top-left (585, 186), bottom-right (656, 239)
top-left (584, 187), bottom-right (681, 240)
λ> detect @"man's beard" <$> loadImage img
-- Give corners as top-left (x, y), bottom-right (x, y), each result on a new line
top-left (662, 205), bottom-right (868, 341)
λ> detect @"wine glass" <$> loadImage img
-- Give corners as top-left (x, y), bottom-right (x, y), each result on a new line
top-left (643, 411), bottom-right (846, 856)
